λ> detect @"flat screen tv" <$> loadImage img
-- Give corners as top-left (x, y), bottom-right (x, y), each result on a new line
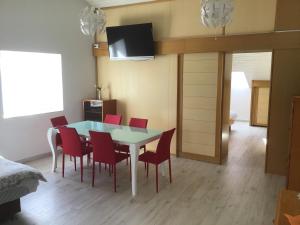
top-left (106, 23), bottom-right (154, 60)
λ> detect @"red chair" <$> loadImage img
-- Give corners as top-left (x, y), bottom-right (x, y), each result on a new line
top-left (138, 128), bottom-right (175, 193)
top-left (89, 131), bottom-right (129, 192)
top-left (50, 116), bottom-right (68, 148)
top-left (104, 114), bottom-right (122, 125)
top-left (129, 117), bottom-right (148, 128)
top-left (51, 115), bottom-right (74, 161)
top-left (116, 118), bottom-right (148, 165)
top-left (103, 114), bottom-right (122, 170)
top-left (59, 127), bottom-right (92, 182)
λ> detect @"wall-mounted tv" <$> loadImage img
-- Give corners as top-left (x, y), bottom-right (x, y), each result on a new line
top-left (106, 23), bottom-right (154, 61)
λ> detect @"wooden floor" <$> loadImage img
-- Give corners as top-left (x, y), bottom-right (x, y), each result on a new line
top-left (3, 122), bottom-right (285, 225)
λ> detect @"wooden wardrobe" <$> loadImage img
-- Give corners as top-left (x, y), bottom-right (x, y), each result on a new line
top-left (250, 80), bottom-right (270, 127)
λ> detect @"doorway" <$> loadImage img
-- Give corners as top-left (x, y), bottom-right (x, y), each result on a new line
top-left (225, 52), bottom-right (272, 169)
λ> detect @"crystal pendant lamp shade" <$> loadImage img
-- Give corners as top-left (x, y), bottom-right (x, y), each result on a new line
top-left (200, 0), bottom-right (234, 28)
top-left (80, 6), bottom-right (106, 37)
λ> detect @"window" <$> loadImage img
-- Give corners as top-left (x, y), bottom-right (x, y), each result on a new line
top-left (231, 71), bottom-right (249, 90)
top-left (0, 51), bottom-right (63, 119)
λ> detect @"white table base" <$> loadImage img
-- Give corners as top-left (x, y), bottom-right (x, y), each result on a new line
top-left (47, 128), bottom-right (59, 172)
top-left (129, 144), bottom-right (139, 196)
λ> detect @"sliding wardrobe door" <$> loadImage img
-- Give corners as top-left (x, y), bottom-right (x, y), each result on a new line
top-left (178, 53), bottom-right (223, 163)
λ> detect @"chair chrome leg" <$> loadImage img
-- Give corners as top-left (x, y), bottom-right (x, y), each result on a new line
top-left (80, 157), bottom-right (83, 183)
top-left (113, 164), bottom-right (117, 192)
top-left (169, 158), bottom-right (172, 183)
top-left (92, 160), bottom-right (95, 187)
top-left (146, 163), bottom-right (149, 178)
top-left (74, 157), bottom-right (76, 171)
top-left (156, 165), bottom-right (158, 193)
top-left (62, 153), bottom-right (65, 178)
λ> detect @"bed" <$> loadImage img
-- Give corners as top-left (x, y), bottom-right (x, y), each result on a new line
top-left (0, 156), bottom-right (46, 220)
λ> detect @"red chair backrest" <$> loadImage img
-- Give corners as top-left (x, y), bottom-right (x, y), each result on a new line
top-left (51, 116), bottom-right (68, 146)
top-left (129, 118), bottom-right (148, 128)
top-left (104, 114), bottom-right (122, 125)
top-left (89, 131), bottom-right (116, 164)
top-left (156, 128), bottom-right (176, 160)
top-left (58, 127), bottom-right (82, 156)
top-left (51, 116), bottom-right (68, 127)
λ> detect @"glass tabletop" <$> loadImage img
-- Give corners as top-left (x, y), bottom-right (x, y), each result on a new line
top-left (67, 121), bottom-right (162, 145)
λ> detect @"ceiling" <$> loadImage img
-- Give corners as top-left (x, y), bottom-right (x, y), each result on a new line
top-left (85, 0), bottom-right (157, 8)
top-left (232, 52), bottom-right (272, 86)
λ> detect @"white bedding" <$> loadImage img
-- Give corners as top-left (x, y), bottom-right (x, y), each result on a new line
top-left (0, 157), bottom-right (46, 205)
top-left (0, 178), bottom-right (39, 205)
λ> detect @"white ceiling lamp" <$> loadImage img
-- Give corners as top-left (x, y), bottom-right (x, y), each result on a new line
top-left (200, 0), bottom-right (234, 28)
top-left (80, 6), bottom-right (106, 37)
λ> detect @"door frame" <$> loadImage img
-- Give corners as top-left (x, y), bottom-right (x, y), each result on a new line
top-left (176, 50), bottom-right (274, 170)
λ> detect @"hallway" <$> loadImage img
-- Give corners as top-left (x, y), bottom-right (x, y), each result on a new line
top-left (227, 121), bottom-right (268, 170)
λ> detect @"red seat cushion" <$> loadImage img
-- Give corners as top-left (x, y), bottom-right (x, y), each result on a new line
top-left (57, 133), bottom-right (89, 149)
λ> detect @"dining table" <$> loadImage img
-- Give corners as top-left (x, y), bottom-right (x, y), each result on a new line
top-left (47, 120), bottom-right (162, 196)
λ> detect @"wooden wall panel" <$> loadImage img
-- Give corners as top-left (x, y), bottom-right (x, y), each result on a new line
top-left (98, 0), bottom-right (223, 42)
top-left (169, 0), bottom-right (223, 37)
top-left (100, 0), bottom-right (174, 10)
top-left (97, 0), bottom-right (276, 42)
top-left (183, 109), bottom-right (216, 122)
top-left (256, 87), bottom-right (270, 125)
top-left (94, 31), bottom-right (300, 57)
top-left (287, 97), bottom-right (300, 191)
top-left (182, 120), bottom-right (216, 133)
top-left (181, 53), bottom-right (218, 157)
top-left (183, 73), bottom-right (217, 85)
top-left (97, 1), bottom-right (173, 41)
top-left (221, 53), bottom-right (232, 162)
top-left (275, 0), bottom-right (300, 31)
top-left (95, 0), bottom-right (299, 172)
top-left (183, 85), bottom-right (217, 98)
top-left (225, 0), bottom-right (276, 34)
top-left (182, 132), bottom-right (215, 146)
top-left (266, 49), bottom-right (300, 175)
top-left (183, 143), bottom-right (215, 156)
top-left (183, 61), bottom-right (218, 73)
top-left (183, 97), bottom-right (216, 110)
top-left (97, 55), bottom-right (178, 154)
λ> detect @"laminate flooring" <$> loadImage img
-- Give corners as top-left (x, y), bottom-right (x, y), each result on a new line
top-left (2, 122), bottom-right (285, 225)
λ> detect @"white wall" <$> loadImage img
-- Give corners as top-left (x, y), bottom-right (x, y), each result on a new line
top-left (230, 52), bottom-right (272, 121)
top-left (0, 0), bottom-right (96, 161)
top-left (230, 86), bottom-right (252, 121)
